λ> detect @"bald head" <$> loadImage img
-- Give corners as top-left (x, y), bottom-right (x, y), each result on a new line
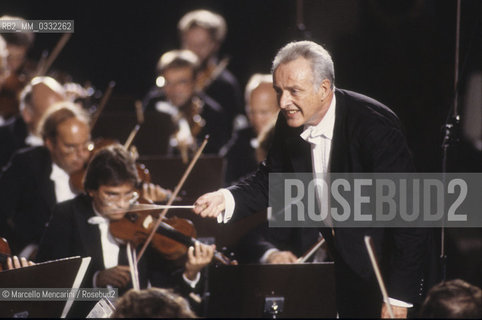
top-left (245, 74), bottom-right (278, 135)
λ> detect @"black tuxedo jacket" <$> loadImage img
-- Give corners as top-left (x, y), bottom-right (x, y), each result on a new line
top-left (0, 115), bottom-right (28, 168)
top-left (0, 146), bottom-right (56, 254)
top-left (222, 126), bottom-right (259, 186)
top-left (205, 68), bottom-right (244, 134)
top-left (228, 89), bottom-right (429, 311)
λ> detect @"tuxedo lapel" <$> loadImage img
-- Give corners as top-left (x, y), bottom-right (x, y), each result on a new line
top-left (34, 149), bottom-right (57, 212)
top-left (330, 90), bottom-right (349, 173)
top-left (75, 196), bottom-right (105, 270)
top-left (285, 127), bottom-right (312, 173)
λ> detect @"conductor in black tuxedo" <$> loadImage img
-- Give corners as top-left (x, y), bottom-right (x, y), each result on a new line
top-left (193, 41), bottom-right (430, 318)
top-left (37, 144), bottom-right (214, 317)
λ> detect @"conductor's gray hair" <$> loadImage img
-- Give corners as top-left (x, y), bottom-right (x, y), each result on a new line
top-left (272, 41), bottom-right (335, 90)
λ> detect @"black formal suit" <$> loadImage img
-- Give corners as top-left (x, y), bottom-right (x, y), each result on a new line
top-left (221, 126), bottom-right (259, 186)
top-left (0, 146), bottom-right (56, 254)
top-left (36, 194), bottom-right (201, 317)
top-left (228, 89), bottom-right (431, 317)
top-left (0, 115), bottom-right (28, 168)
top-left (204, 68), bottom-right (244, 134)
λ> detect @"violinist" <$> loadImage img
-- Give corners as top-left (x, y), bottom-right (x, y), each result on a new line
top-left (0, 15), bottom-right (35, 122)
top-left (178, 9), bottom-right (244, 133)
top-left (143, 49), bottom-right (230, 155)
top-left (221, 73), bottom-right (279, 185)
top-left (0, 101), bottom-right (90, 255)
top-left (36, 144), bottom-right (214, 318)
top-left (0, 76), bottom-right (65, 168)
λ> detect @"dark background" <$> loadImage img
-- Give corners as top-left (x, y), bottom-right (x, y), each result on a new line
top-left (2, 0), bottom-right (481, 289)
top-left (2, 0), bottom-right (481, 173)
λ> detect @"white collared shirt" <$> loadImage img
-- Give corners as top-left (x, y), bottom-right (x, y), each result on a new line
top-left (50, 163), bottom-right (76, 203)
top-left (25, 133), bottom-right (43, 147)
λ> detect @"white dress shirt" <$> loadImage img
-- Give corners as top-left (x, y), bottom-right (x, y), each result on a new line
top-left (25, 133), bottom-right (43, 147)
top-left (50, 163), bottom-right (76, 203)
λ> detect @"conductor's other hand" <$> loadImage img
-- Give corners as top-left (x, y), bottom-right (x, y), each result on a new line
top-left (96, 265), bottom-right (131, 288)
top-left (193, 191), bottom-right (225, 218)
top-left (266, 251), bottom-right (298, 264)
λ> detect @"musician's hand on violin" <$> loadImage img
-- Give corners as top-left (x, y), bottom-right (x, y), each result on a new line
top-left (183, 241), bottom-right (215, 281)
top-left (6, 256), bottom-right (35, 270)
top-left (381, 303), bottom-right (407, 319)
top-left (142, 183), bottom-right (173, 203)
top-left (96, 265), bottom-right (131, 288)
top-left (266, 251), bottom-right (298, 264)
top-left (193, 191), bottom-right (225, 218)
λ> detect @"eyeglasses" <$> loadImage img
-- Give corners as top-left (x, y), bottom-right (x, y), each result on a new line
top-left (57, 140), bottom-right (94, 155)
top-left (99, 190), bottom-right (140, 207)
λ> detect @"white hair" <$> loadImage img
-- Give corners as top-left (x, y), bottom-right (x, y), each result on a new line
top-left (272, 41), bottom-right (335, 89)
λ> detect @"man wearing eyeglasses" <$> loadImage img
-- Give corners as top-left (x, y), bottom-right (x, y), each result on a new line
top-left (0, 101), bottom-right (91, 256)
top-left (36, 144), bottom-right (214, 318)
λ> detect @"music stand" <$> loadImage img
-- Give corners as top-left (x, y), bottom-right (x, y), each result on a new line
top-left (206, 262), bottom-right (336, 318)
top-left (0, 256), bottom-right (91, 318)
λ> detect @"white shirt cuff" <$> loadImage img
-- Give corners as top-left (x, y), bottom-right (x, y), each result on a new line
top-left (386, 297), bottom-right (413, 308)
top-left (217, 188), bottom-right (234, 223)
top-left (182, 271), bottom-right (201, 289)
top-left (260, 248), bottom-right (280, 264)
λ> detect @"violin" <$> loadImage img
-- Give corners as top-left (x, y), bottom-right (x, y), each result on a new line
top-left (109, 209), bottom-right (235, 265)
top-left (0, 237), bottom-right (12, 271)
top-left (194, 57), bottom-right (229, 94)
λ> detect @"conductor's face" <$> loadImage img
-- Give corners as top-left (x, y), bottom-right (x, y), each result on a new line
top-left (273, 57), bottom-right (332, 128)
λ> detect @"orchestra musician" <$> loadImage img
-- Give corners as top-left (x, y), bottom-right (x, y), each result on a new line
top-left (0, 99), bottom-right (174, 257)
top-left (221, 73), bottom-right (279, 185)
top-left (193, 41), bottom-right (431, 318)
top-left (36, 144), bottom-right (214, 317)
top-left (0, 101), bottom-right (91, 256)
top-left (143, 49), bottom-right (230, 156)
top-left (0, 15), bottom-right (36, 122)
top-left (0, 76), bottom-right (65, 168)
top-left (178, 9), bottom-right (244, 133)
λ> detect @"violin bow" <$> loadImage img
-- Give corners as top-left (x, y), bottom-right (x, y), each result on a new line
top-left (136, 135), bottom-right (209, 262)
top-left (90, 81), bottom-right (116, 130)
top-left (364, 236), bottom-right (395, 318)
top-left (36, 33), bottom-right (72, 76)
top-left (126, 242), bottom-right (140, 290)
top-left (296, 237), bottom-right (325, 264)
top-left (123, 100), bottom-right (144, 150)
